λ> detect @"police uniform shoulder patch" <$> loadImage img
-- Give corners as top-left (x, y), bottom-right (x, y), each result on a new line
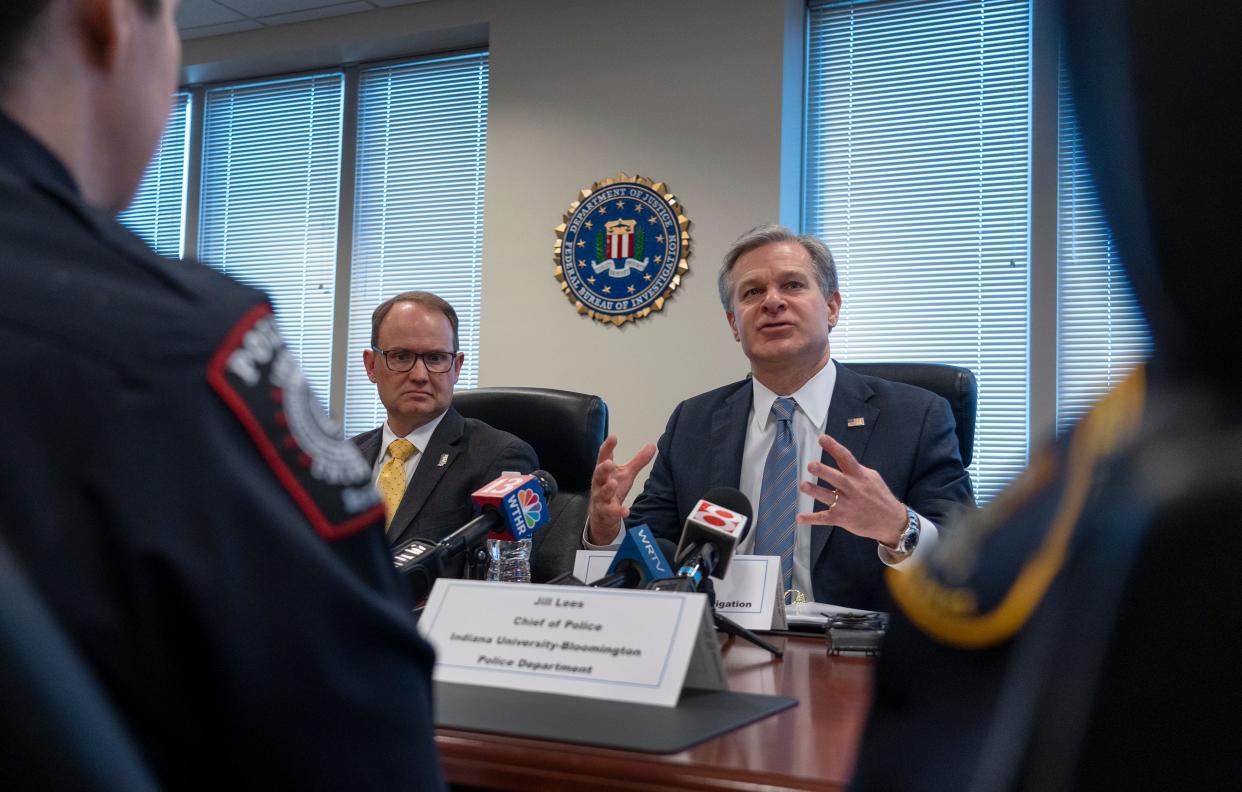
top-left (208, 304), bottom-right (383, 541)
top-left (554, 172), bottom-right (691, 326)
top-left (888, 368), bottom-right (1148, 649)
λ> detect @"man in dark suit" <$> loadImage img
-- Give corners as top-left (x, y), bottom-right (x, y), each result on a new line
top-left (353, 291), bottom-right (537, 551)
top-left (587, 225), bottom-right (973, 611)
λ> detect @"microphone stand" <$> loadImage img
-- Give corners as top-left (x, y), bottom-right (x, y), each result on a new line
top-left (465, 541), bottom-right (490, 581)
top-left (702, 580), bottom-right (783, 657)
top-left (713, 613), bottom-right (783, 657)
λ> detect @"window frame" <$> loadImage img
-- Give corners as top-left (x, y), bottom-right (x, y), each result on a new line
top-left (168, 48), bottom-right (490, 426)
top-left (800, 0), bottom-right (1145, 501)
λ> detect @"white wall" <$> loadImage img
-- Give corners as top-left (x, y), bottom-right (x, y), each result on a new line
top-left (183, 0), bottom-right (802, 465)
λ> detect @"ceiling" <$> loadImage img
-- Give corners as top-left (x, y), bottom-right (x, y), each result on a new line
top-left (177, 0), bottom-right (429, 39)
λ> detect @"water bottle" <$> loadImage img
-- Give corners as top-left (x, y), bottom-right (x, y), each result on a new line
top-left (485, 538), bottom-right (531, 583)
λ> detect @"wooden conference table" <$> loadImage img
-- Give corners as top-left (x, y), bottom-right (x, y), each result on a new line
top-left (435, 633), bottom-right (874, 791)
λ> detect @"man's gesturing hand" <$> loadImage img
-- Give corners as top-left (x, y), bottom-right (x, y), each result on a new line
top-left (796, 434), bottom-right (907, 548)
top-left (587, 435), bottom-right (656, 546)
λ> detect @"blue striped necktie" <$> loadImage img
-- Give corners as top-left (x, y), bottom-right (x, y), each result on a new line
top-left (755, 397), bottom-right (799, 594)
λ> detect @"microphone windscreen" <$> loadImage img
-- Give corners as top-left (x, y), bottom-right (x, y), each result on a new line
top-left (656, 538), bottom-right (679, 564)
top-left (532, 469), bottom-right (559, 502)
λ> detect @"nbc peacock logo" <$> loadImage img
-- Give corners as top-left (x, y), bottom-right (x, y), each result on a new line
top-left (517, 488), bottom-right (543, 529)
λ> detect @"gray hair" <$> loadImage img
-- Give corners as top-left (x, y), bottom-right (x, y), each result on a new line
top-left (717, 224), bottom-right (838, 310)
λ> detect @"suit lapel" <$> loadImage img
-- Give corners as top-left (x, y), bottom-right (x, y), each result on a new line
top-left (810, 362), bottom-right (879, 565)
top-left (388, 410), bottom-right (464, 547)
top-left (353, 426), bottom-right (383, 466)
top-left (711, 380), bottom-right (752, 491)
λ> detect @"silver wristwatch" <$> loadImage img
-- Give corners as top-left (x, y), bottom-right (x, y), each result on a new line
top-left (895, 506), bottom-right (920, 555)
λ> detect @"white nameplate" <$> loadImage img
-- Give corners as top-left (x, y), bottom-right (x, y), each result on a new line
top-left (573, 550), bottom-right (786, 630)
top-left (711, 554), bottom-right (786, 630)
top-left (573, 549), bottom-right (616, 584)
top-left (419, 579), bottom-right (723, 707)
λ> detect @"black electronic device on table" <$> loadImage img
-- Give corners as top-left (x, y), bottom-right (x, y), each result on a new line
top-left (825, 612), bottom-right (888, 656)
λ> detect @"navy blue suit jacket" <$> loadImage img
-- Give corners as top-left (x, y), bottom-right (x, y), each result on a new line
top-left (627, 361), bottom-right (974, 611)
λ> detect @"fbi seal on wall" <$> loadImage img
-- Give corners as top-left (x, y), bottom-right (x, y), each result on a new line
top-left (554, 173), bottom-right (691, 325)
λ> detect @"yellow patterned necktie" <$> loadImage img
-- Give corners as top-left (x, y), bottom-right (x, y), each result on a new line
top-left (377, 438), bottom-right (417, 531)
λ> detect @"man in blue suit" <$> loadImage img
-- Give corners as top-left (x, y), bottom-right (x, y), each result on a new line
top-left (586, 225), bottom-right (973, 611)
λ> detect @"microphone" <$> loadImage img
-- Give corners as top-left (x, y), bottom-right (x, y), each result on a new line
top-left (589, 524), bottom-right (673, 588)
top-left (671, 487), bottom-right (752, 585)
top-left (643, 490), bottom-right (782, 658)
top-left (647, 488), bottom-right (751, 593)
top-left (469, 470), bottom-right (558, 543)
top-left (645, 488), bottom-right (782, 657)
top-left (393, 470), bottom-right (557, 602)
top-left (656, 538), bottom-right (680, 572)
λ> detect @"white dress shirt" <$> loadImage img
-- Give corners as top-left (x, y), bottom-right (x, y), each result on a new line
top-left (369, 411), bottom-right (448, 488)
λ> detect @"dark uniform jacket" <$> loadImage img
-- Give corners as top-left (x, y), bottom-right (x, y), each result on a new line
top-left (0, 112), bottom-right (442, 789)
top-left (626, 361), bottom-right (974, 611)
top-left (856, 373), bottom-right (1242, 791)
top-left (855, 3), bottom-right (1241, 788)
top-left (353, 408), bottom-right (538, 554)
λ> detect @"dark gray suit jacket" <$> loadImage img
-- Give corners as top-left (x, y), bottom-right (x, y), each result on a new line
top-left (627, 361), bottom-right (974, 611)
top-left (352, 408), bottom-right (538, 552)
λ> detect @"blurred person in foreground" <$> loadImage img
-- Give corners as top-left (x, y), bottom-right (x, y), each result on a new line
top-left (0, 0), bottom-right (442, 787)
top-left (853, 1), bottom-right (1241, 789)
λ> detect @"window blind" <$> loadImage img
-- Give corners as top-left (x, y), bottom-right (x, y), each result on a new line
top-left (198, 73), bottom-right (344, 406)
top-left (806, 0), bottom-right (1030, 503)
top-left (343, 52), bottom-right (490, 437)
top-left (119, 92), bottom-right (190, 258)
top-left (1055, 53), bottom-right (1150, 432)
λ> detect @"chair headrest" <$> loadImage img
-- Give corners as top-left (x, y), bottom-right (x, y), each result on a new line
top-left (452, 387), bottom-right (609, 493)
top-left (842, 362), bottom-right (977, 467)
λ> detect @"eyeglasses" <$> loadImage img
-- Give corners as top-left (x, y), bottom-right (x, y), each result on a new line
top-left (372, 347), bottom-right (458, 373)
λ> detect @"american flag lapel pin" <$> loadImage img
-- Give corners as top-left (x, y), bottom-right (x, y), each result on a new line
top-left (437, 454), bottom-right (449, 467)
top-left (847, 417), bottom-right (866, 428)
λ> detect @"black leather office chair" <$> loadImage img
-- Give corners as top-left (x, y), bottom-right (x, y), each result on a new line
top-left (0, 538), bottom-right (157, 790)
top-left (842, 362), bottom-right (977, 466)
top-left (452, 387), bottom-right (609, 582)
